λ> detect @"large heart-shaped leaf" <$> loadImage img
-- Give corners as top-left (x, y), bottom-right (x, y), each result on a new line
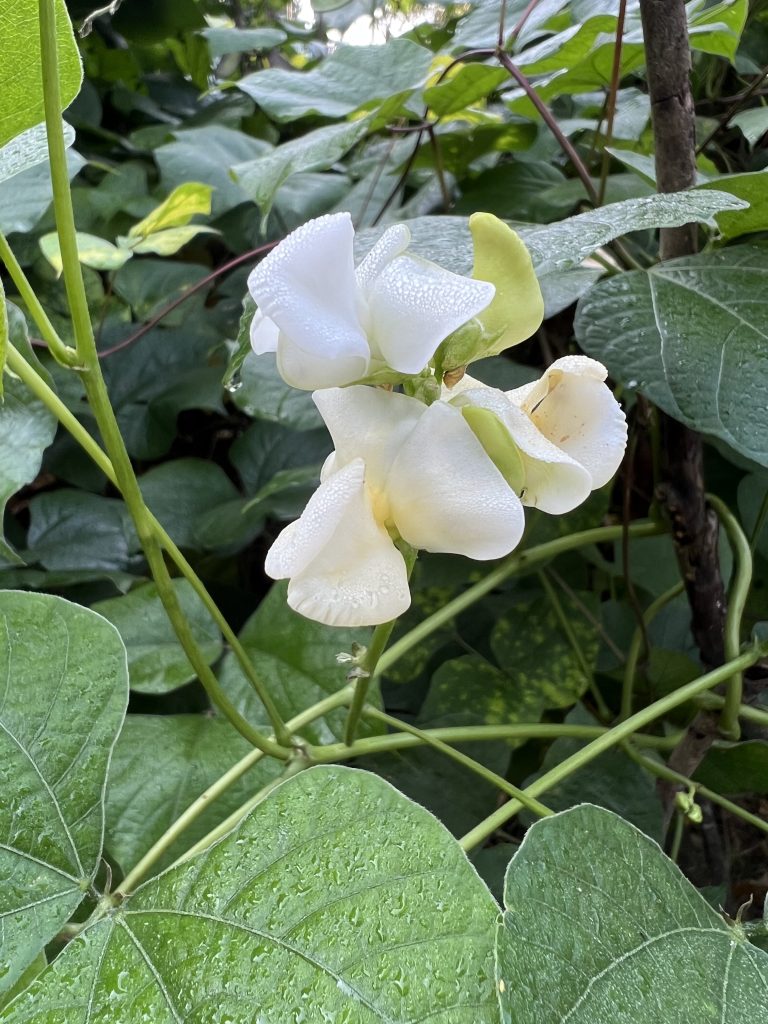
top-left (0, 0), bottom-right (82, 149)
top-left (574, 244), bottom-right (768, 466)
top-left (496, 804), bottom-right (768, 1023)
top-left (0, 591), bottom-right (128, 995)
top-left (3, 767), bottom-right (500, 1022)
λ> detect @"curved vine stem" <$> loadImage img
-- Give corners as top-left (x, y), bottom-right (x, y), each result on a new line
top-left (620, 580), bottom-right (685, 721)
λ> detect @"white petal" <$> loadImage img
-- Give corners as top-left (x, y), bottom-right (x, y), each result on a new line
top-left (250, 311), bottom-right (280, 355)
top-left (265, 459), bottom-right (366, 580)
top-left (509, 357), bottom-right (627, 488)
top-left (247, 212), bottom-right (369, 365)
top-left (355, 224), bottom-right (411, 293)
top-left (285, 476), bottom-right (411, 628)
top-left (276, 333), bottom-right (368, 390)
top-left (367, 254), bottom-right (495, 374)
top-left (387, 401), bottom-right (525, 559)
top-left (313, 386), bottom-right (423, 490)
top-left (453, 386), bottom-right (592, 515)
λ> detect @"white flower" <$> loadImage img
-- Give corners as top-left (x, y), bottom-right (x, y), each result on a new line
top-left (265, 386), bottom-right (525, 626)
top-left (247, 212), bottom-right (495, 391)
top-left (447, 356), bottom-right (627, 514)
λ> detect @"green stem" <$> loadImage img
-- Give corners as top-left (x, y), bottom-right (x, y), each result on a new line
top-left (628, 745), bottom-right (768, 837)
top-left (362, 706), bottom-right (554, 818)
top-left (458, 641), bottom-right (768, 851)
top-left (312, 722), bottom-right (680, 763)
top-left (117, 687), bottom-right (354, 895)
top-left (376, 521), bottom-right (663, 679)
top-left (344, 544), bottom-right (417, 745)
top-left (620, 581), bottom-right (684, 721)
top-left (668, 808), bottom-right (684, 862)
top-left (708, 493), bottom-right (752, 741)
top-left (538, 569), bottom-right (610, 720)
top-left (694, 691), bottom-right (768, 728)
top-left (0, 230), bottom-right (79, 366)
top-left (38, 0), bottom-right (290, 757)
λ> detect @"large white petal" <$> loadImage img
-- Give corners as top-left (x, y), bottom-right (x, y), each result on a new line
top-left (285, 479), bottom-right (411, 628)
top-left (247, 212), bottom-right (369, 364)
top-left (276, 333), bottom-right (368, 390)
top-left (355, 224), bottom-right (410, 293)
top-left (509, 356), bottom-right (627, 488)
top-left (387, 401), bottom-right (524, 559)
top-left (249, 310), bottom-right (280, 355)
top-left (265, 459), bottom-right (366, 580)
top-left (451, 386), bottom-right (592, 515)
top-left (367, 254), bottom-right (495, 374)
top-left (313, 386), bottom-right (423, 491)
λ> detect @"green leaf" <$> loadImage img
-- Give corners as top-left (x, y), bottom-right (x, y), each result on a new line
top-left (0, 149), bottom-right (85, 236)
top-left (200, 26), bottom-right (287, 57)
top-left (230, 420), bottom-right (331, 495)
top-left (92, 579), bottom-right (222, 694)
top-left (219, 582), bottom-right (375, 746)
top-left (575, 244), bottom-right (768, 467)
top-left (694, 740), bottom-right (768, 796)
top-left (0, 591), bottom-right (127, 996)
top-left (232, 117), bottom-right (372, 218)
top-left (424, 63), bottom-right (508, 118)
top-left (3, 768), bottom-right (499, 1023)
top-left (24, 490), bottom-right (137, 572)
top-left (696, 171), bottom-right (768, 240)
top-left (156, 126), bottom-right (272, 217)
top-left (237, 40), bottom-right (432, 122)
top-left (0, 308), bottom-right (57, 564)
top-left (128, 182), bottom-right (213, 239)
top-left (0, 277), bottom-right (7, 394)
top-left (0, 0), bottom-right (82, 148)
top-left (490, 593), bottom-right (600, 708)
top-left (38, 231), bottom-right (132, 275)
top-left (0, 955), bottom-right (46, 1013)
top-left (731, 107), bottom-right (768, 146)
top-left (127, 224), bottom-right (218, 256)
top-left (104, 714), bottom-right (281, 873)
top-left (232, 352), bottom-right (323, 431)
top-left (687, 0), bottom-right (748, 61)
top-left (0, 121), bottom-right (74, 185)
top-left (138, 459), bottom-right (239, 549)
top-left (497, 804), bottom-right (768, 1023)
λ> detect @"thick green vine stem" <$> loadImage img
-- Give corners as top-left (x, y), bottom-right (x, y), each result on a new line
top-left (37, 0), bottom-right (291, 755)
top-left (707, 492), bottom-right (752, 741)
top-left (343, 543), bottom-right (418, 746)
top-left (5, 341), bottom-right (292, 737)
top-left (458, 640), bottom-right (768, 851)
top-left (620, 580), bottom-right (685, 721)
top-left (377, 520), bottom-right (664, 678)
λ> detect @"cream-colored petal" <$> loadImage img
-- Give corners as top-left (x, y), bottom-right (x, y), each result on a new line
top-left (276, 333), bottom-right (368, 390)
top-left (265, 459), bottom-right (366, 580)
top-left (452, 386), bottom-right (592, 515)
top-left (387, 401), bottom-right (525, 559)
top-left (509, 356), bottom-right (627, 489)
top-left (247, 212), bottom-right (369, 366)
top-left (367, 254), bottom-right (495, 375)
top-left (355, 223), bottom-right (411, 292)
top-left (285, 479), bottom-right (411, 628)
top-left (249, 310), bottom-right (280, 354)
top-left (313, 386), bottom-right (423, 490)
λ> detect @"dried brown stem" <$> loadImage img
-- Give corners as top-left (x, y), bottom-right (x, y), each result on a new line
top-left (639, 0), bottom-right (727, 798)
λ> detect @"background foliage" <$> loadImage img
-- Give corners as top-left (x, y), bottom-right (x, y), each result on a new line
top-left (2, 0), bottom-right (768, 1019)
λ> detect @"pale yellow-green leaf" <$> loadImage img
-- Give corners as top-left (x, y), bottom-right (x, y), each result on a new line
top-left (0, 0), bottom-right (82, 148)
top-left (470, 212), bottom-right (544, 356)
top-left (128, 182), bottom-right (214, 239)
top-left (129, 224), bottom-right (219, 256)
top-left (39, 232), bottom-right (132, 275)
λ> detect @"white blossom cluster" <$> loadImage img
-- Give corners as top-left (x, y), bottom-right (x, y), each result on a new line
top-left (248, 212), bottom-right (627, 627)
